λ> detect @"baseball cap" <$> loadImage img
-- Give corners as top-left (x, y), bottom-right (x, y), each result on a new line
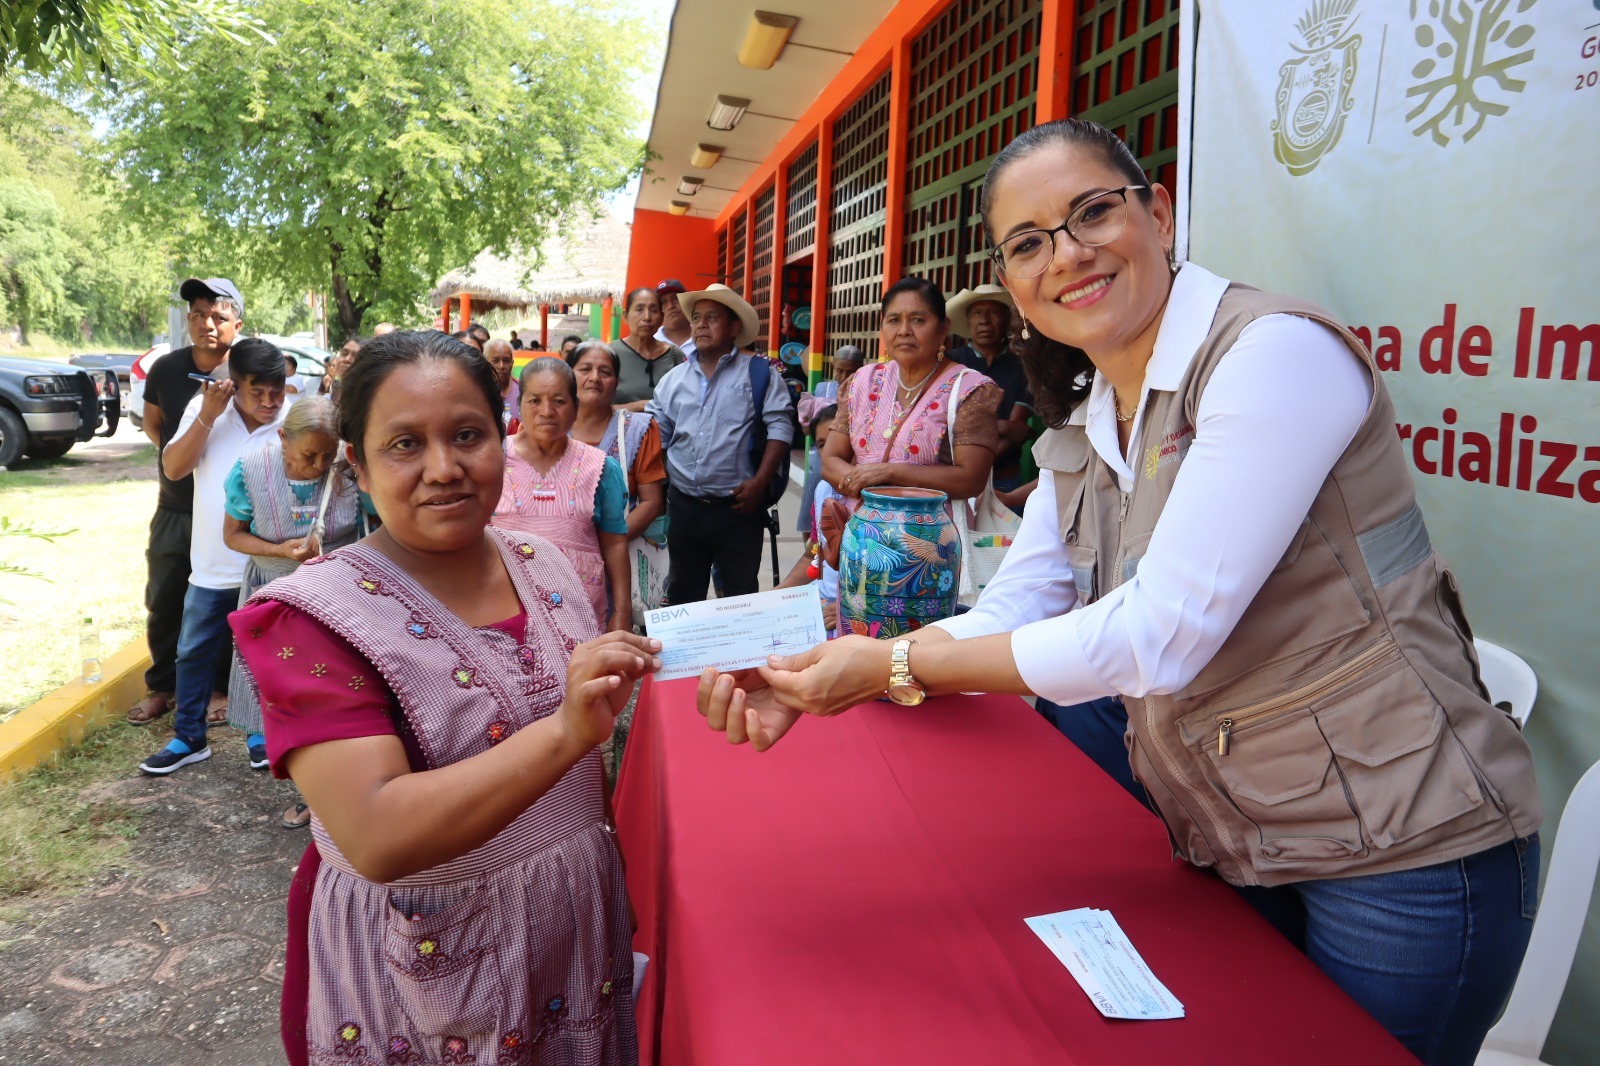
top-left (178, 277), bottom-right (245, 317)
top-left (656, 278), bottom-right (687, 295)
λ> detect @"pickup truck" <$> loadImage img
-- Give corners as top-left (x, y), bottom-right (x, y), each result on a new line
top-left (0, 355), bottom-right (120, 467)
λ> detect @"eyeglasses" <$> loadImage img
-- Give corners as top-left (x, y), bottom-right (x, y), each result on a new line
top-left (988, 185), bottom-right (1148, 279)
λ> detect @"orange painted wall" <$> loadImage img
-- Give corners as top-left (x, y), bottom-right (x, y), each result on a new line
top-left (626, 209), bottom-right (718, 300)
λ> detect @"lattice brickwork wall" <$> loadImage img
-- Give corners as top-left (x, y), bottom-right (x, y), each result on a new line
top-left (825, 71), bottom-right (891, 360)
top-left (902, 0), bottom-right (1041, 302)
top-left (716, 226), bottom-right (728, 285)
top-left (1072, 0), bottom-right (1182, 193)
top-left (750, 186), bottom-right (776, 347)
top-left (727, 211), bottom-right (748, 300)
top-left (784, 141), bottom-right (819, 262)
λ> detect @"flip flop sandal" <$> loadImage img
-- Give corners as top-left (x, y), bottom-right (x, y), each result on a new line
top-left (280, 802), bottom-right (312, 830)
top-left (127, 693), bottom-right (174, 724)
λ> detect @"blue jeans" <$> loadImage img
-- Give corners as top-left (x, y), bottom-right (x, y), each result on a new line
top-left (172, 583), bottom-right (239, 749)
top-left (1236, 834), bottom-right (1540, 1065)
top-left (1035, 696), bottom-right (1148, 807)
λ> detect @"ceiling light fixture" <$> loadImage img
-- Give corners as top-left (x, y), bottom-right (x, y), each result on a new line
top-left (669, 201), bottom-right (691, 216)
top-left (738, 11), bottom-right (798, 70)
top-left (676, 176), bottom-right (704, 196)
top-left (706, 95), bottom-right (750, 131)
top-left (690, 143), bottom-right (724, 169)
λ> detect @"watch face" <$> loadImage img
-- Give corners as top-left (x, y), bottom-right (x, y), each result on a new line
top-left (886, 684), bottom-right (926, 706)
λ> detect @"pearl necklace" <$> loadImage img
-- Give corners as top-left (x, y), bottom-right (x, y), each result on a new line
top-left (881, 361), bottom-right (942, 441)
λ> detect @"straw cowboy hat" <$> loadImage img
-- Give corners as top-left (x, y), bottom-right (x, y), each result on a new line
top-left (946, 284), bottom-right (1016, 338)
top-left (677, 283), bottom-right (762, 348)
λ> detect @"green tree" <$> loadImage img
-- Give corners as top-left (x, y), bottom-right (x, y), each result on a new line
top-left (0, 179), bottom-right (71, 344)
top-left (1, 0), bottom-right (266, 84)
top-left (106, 0), bottom-right (650, 342)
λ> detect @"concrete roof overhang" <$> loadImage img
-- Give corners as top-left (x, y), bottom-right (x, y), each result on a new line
top-left (636, 0), bottom-right (900, 221)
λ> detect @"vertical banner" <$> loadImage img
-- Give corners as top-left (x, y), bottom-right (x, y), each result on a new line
top-left (1188, 2), bottom-right (1599, 1062)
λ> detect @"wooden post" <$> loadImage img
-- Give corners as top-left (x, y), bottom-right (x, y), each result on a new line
top-left (460, 292), bottom-right (473, 332)
top-left (540, 305), bottom-right (549, 349)
top-left (442, 297), bottom-right (453, 334)
top-left (1035, 0), bottom-right (1078, 123)
top-left (808, 118), bottom-right (835, 389)
top-left (882, 36), bottom-right (912, 289)
top-left (601, 295), bottom-right (614, 341)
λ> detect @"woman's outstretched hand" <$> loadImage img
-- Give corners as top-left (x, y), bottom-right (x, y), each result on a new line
top-left (696, 636), bottom-right (895, 751)
top-left (560, 631), bottom-right (662, 750)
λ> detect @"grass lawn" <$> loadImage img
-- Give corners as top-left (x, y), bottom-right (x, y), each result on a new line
top-left (0, 724), bottom-right (152, 905)
top-left (0, 440), bottom-right (157, 718)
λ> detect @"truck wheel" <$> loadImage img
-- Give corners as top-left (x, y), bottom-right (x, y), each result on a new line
top-left (23, 437), bottom-right (74, 460)
top-left (0, 407), bottom-right (24, 467)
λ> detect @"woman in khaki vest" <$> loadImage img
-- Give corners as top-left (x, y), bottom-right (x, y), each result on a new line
top-left (695, 119), bottom-right (1542, 1065)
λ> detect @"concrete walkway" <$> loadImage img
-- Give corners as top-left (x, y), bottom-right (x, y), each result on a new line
top-left (0, 729), bottom-right (303, 1064)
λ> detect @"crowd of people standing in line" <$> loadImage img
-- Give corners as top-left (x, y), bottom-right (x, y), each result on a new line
top-left (117, 117), bottom-right (1541, 1066)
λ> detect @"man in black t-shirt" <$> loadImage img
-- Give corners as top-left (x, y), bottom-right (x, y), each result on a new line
top-left (946, 285), bottom-right (1034, 492)
top-left (129, 278), bottom-right (245, 724)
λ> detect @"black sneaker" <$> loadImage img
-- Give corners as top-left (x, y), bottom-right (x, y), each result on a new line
top-left (247, 741), bottom-right (269, 771)
top-left (138, 741), bottom-right (211, 776)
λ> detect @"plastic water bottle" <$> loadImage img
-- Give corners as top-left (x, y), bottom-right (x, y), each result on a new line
top-left (80, 617), bottom-right (101, 683)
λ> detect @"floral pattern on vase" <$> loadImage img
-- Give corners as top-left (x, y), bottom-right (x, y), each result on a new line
top-left (838, 487), bottom-right (961, 639)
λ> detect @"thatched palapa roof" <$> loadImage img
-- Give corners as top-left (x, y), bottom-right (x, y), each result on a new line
top-left (430, 207), bottom-right (631, 312)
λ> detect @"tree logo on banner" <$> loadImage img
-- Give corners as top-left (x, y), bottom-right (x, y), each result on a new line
top-left (1405, 0), bottom-right (1537, 146)
top-left (1272, 0), bottom-right (1363, 175)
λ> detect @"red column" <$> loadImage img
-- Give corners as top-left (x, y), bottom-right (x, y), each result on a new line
top-left (442, 298), bottom-right (453, 334)
top-left (540, 305), bottom-right (549, 349)
top-left (1035, 0), bottom-right (1079, 123)
top-left (601, 295), bottom-right (614, 341)
top-left (460, 292), bottom-right (473, 331)
top-left (808, 119), bottom-right (834, 383)
top-left (882, 36), bottom-right (912, 289)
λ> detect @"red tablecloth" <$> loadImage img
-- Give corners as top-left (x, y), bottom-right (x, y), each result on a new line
top-left (614, 678), bottom-right (1414, 1065)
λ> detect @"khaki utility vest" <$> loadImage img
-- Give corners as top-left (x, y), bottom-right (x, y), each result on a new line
top-left (1033, 285), bottom-right (1541, 887)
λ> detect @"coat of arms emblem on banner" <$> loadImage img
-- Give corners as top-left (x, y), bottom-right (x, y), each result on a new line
top-left (1271, 0), bottom-right (1362, 175)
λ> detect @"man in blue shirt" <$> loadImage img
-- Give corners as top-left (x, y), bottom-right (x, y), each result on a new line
top-left (647, 285), bottom-right (793, 604)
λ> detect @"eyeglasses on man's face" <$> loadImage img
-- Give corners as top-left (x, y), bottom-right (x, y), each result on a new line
top-left (989, 185), bottom-right (1148, 279)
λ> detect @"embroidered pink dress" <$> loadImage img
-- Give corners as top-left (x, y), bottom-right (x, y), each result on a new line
top-left (232, 530), bottom-right (635, 1066)
top-left (494, 440), bottom-right (609, 627)
top-left (835, 360), bottom-right (1002, 518)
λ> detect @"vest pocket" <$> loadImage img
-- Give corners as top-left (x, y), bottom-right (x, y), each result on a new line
top-left (1183, 704), bottom-right (1366, 864)
top-left (1065, 544), bottom-right (1097, 603)
top-left (383, 886), bottom-right (505, 1038)
top-left (1314, 654), bottom-right (1485, 848)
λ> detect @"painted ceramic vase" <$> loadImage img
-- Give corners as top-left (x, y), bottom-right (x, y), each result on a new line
top-left (838, 487), bottom-right (960, 639)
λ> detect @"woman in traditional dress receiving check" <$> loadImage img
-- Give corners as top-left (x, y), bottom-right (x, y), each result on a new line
top-left (695, 119), bottom-right (1542, 1066)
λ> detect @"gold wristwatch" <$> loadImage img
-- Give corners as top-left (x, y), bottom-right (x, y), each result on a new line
top-left (886, 638), bottom-right (926, 706)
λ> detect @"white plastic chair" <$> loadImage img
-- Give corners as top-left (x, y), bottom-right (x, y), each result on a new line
top-left (1474, 638), bottom-right (1538, 729)
top-left (1475, 758), bottom-right (1600, 1066)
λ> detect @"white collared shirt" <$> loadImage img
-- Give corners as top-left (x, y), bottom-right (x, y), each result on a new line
top-left (169, 394), bottom-right (287, 589)
top-left (655, 326), bottom-right (697, 359)
top-left (932, 263), bottom-right (1373, 705)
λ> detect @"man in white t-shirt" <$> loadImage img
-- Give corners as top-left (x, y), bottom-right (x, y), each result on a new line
top-left (139, 337), bottom-right (287, 776)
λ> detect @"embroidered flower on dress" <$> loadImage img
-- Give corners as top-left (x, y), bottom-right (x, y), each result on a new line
top-left (486, 721), bottom-right (511, 745)
top-left (601, 979), bottom-right (614, 997)
top-left (501, 1031), bottom-right (523, 1050)
top-left (908, 444), bottom-right (919, 455)
top-left (417, 939), bottom-right (437, 956)
top-left (517, 645), bottom-right (536, 668)
top-left (440, 1036), bottom-right (475, 1064)
top-left (386, 1035), bottom-right (422, 1064)
top-left (311, 663), bottom-right (328, 677)
top-left (340, 1023), bottom-right (361, 1042)
top-left (357, 577), bottom-right (384, 594)
top-left (516, 544), bottom-right (536, 557)
top-left (277, 646), bottom-right (295, 660)
top-left (452, 667), bottom-right (475, 688)
top-left (405, 617), bottom-right (433, 639)
top-left (249, 627), bottom-right (263, 639)
top-left (546, 996), bottom-right (565, 1014)
top-left (348, 675), bottom-right (366, 691)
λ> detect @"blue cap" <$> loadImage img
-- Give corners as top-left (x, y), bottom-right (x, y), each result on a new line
top-left (178, 277), bottom-right (245, 317)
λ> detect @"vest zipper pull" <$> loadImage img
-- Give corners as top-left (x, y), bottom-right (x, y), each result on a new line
top-left (1217, 719), bottom-right (1233, 756)
top-left (1119, 492), bottom-right (1130, 524)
